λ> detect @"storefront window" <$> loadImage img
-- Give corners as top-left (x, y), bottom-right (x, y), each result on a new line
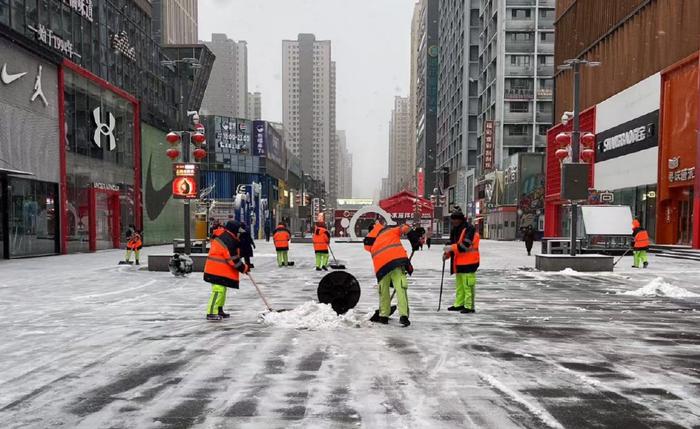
top-left (6, 177), bottom-right (58, 257)
top-left (64, 69), bottom-right (136, 252)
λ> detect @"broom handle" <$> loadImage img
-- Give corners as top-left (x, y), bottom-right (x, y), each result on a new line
top-left (246, 273), bottom-right (273, 311)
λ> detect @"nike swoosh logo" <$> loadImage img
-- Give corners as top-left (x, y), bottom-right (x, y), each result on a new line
top-left (1, 64), bottom-right (27, 84)
top-left (145, 153), bottom-right (175, 221)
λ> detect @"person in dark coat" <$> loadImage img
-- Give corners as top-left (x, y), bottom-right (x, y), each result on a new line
top-left (264, 221), bottom-right (271, 242)
top-left (523, 225), bottom-right (535, 256)
top-left (238, 222), bottom-right (256, 268)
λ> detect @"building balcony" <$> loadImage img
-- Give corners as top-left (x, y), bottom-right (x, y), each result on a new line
top-left (504, 88), bottom-right (534, 100)
top-left (536, 65), bottom-right (554, 76)
top-left (536, 112), bottom-right (553, 123)
top-left (536, 88), bottom-right (553, 99)
top-left (506, 40), bottom-right (535, 53)
top-left (506, 0), bottom-right (537, 5)
top-left (538, 18), bottom-right (555, 29)
top-left (538, 42), bottom-right (555, 54)
top-left (504, 111), bottom-right (533, 122)
top-left (506, 19), bottom-right (536, 31)
top-left (505, 64), bottom-right (534, 77)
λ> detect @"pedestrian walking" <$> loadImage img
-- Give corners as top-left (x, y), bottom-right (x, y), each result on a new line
top-left (365, 222), bottom-right (415, 327)
top-left (632, 218), bottom-right (650, 268)
top-left (312, 214), bottom-right (331, 271)
top-left (273, 222), bottom-right (292, 267)
top-left (426, 227), bottom-right (432, 249)
top-left (203, 221), bottom-right (250, 321)
top-left (264, 222), bottom-right (271, 242)
top-left (238, 222), bottom-right (255, 269)
top-left (523, 225), bottom-right (535, 256)
top-left (444, 210), bottom-right (479, 313)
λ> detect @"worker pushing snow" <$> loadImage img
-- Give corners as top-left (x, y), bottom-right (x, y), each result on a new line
top-left (203, 221), bottom-right (250, 321)
top-left (312, 213), bottom-right (331, 271)
top-left (273, 222), bottom-right (292, 267)
top-left (443, 210), bottom-right (480, 314)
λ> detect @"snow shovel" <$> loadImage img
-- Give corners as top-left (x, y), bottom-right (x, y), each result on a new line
top-left (328, 246), bottom-right (346, 270)
top-left (246, 273), bottom-right (286, 313)
top-left (437, 258), bottom-right (446, 312)
top-left (317, 271), bottom-right (361, 314)
top-left (613, 248), bottom-right (633, 267)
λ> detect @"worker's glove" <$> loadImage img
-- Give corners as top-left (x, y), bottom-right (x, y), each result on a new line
top-left (443, 245), bottom-right (452, 254)
top-left (442, 253), bottom-right (451, 261)
top-left (234, 260), bottom-right (249, 273)
top-left (406, 264), bottom-right (414, 276)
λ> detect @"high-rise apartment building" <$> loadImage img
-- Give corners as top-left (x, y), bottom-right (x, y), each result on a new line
top-left (435, 0), bottom-right (555, 217)
top-left (413, 0), bottom-right (439, 198)
top-left (283, 34), bottom-right (334, 193)
top-left (201, 34), bottom-right (248, 118)
top-left (152, 0), bottom-right (199, 44)
top-left (329, 61), bottom-right (338, 207)
top-left (478, 0), bottom-right (555, 169)
top-left (388, 96), bottom-right (412, 195)
top-left (336, 130), bottom-right (353, 199)
top-left (246, 92), bottom-right (262, 120)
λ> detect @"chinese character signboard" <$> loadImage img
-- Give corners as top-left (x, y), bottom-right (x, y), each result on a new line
top-left (172, 163), bottom-right (199, 199)
top-left (483, 120), bottom-right (495, 172)
top-left (417, 168), bottom-right (425, 196)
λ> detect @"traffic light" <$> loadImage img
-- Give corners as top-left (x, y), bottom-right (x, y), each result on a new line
top-left (304, 195), bottom-right (311, 206)
top-left (295, 193), bottom-right (302, 206)
top-left (430, 195), bottom-right (437, 205)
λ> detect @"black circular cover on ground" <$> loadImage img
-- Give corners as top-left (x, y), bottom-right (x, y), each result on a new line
top-left (317, 271), bottom-right (361, 314)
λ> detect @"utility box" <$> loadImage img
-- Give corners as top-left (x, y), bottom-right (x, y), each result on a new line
top-left (561, 163), bottom-right (590, 201)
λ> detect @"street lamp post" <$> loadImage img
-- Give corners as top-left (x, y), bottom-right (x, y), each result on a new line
top-left (558, 58), bottom-right (600, 256)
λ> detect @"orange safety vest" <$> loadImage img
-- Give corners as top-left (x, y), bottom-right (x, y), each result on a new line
top-left (452, 229), bottom-right (480, 273)
top-left (370, 224), bottom-right (410, 281)
top-left (363, 223), bottom-right (384, 252)
top-left (312, 226), bottom-right (330, 253)
top-left (203, 229), bottom-right (244, 288)
top-left (273, 225), bottom-right (291, 250)
top-left (127, 233), bottom-right (142, 250)
top-left (633, 229), bottom-right (650, 250)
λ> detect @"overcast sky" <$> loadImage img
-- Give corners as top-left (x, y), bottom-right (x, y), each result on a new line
top-left (199, 0), bottom-right (414, 198)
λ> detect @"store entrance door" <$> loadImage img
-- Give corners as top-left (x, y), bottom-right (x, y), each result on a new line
top-left (678, 188), bottom-right (694, 246)
top-left (89, 188), bottom-right (121, 251)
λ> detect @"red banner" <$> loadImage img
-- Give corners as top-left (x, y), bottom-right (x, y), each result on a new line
top-left (417, 168), bottom-right (425, 196)
top-left (172, 163), bottom-right (199, 199)
top-left (483, 120), bottom-right (495, 171)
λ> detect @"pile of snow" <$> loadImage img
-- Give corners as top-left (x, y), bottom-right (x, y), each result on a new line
top-left (559, 268), bottom-right (580, 275)
top-left (619, 277), bottom-right (700, 298)
top-left (260, 301), bottom-right (371, 329)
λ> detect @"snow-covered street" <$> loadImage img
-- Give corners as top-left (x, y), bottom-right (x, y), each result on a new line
top-left (1, 240), bottom-right (699, 428)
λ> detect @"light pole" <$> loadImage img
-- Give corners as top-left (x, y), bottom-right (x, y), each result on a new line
top-left (557, 58), bottom-right (600, 256)
top-left (162, 57), bottom-right (204, 255)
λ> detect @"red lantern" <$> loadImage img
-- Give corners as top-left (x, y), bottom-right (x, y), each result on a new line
top-left (166, 131), bottom-right (181, 144)
top-left (581, 148), bottom-right (595, 163)
top-left (192, 132), bottom-right (206, 144)
top-left (193, 148), bottom-right (207, 160)
top-left (166, 148), bottom-right (180, 160)
top-left (581, 132), bottom-right (595, 148)
top-left (194, 123), bottom-right (205, 133)
top-left (555, 148), bottom-right (569, 162)
top-left (555, 132), bottom-right (571, 147)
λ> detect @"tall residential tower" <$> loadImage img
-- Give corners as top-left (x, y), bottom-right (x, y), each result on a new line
top-left (282, 34), bottom-right (335, 192)
top-left (201, 34), bottom-right (248, 118)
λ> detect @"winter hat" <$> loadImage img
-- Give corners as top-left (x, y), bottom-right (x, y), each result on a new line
top-left (450, 211), bottom-right (466, 221)
top-left (225, 220), bottom-right (241, 234)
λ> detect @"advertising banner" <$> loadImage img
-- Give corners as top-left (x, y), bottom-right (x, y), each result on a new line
top-left (483, 121), bottom-right (495, 172)
top-left (417, 168), bottom-right (425, 196)
top-left (172, 163), bottom-right (199, 199)
top-left (253, 121), bottom-right (267, 157)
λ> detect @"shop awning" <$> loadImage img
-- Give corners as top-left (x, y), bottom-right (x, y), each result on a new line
top-left (0, 167), bottom-right (34, 176)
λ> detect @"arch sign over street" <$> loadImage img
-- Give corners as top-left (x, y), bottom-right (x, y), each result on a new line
top-left (347, 205), bottom-right (395, 241)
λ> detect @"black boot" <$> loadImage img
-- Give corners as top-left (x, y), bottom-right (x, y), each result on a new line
top-left (135, 260), bottom-right (140, 266)
top-left (400, 316), bottom-right (411, 327)
top-left (206, 314), bottom-right (222, 321)
top-left (218, 307), bottom-right (230, 319)
top-left (316, 267), bottom-right (322, 271)
top-left (322, 266), bottom-right (328, 271)
top-left (643, 262), bottom-right (648, 268)
top-left (371, 316), bottom-right (389, 324)
top-left (447, 306), bottom-right (464, 312)
top-left (461, 308), bottom-right (475, 314)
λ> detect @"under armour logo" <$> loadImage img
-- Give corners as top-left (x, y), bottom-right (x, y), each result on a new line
top-left (93, 107), bottom-right (116, 151)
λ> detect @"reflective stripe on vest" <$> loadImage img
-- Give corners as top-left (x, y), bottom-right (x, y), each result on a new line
top-left (371, 243), bottom-right (404, 259)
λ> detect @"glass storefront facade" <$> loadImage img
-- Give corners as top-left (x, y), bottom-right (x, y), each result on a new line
top-left (63, 68), bottom-right (137, 252)
top-left (4, 176), bottom-right (59, 257)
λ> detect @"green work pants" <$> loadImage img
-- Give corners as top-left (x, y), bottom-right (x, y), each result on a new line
top-left (315, 252), bottom-right (329, 268)
top-left (276, 250), bottom-right (289, 266)
top-left (633, 250), bottom-right (648, 268)
top-left (378, 267), bottom-right (409, 317)
top-left (207, 284), bottom-right (227, 315)
top-left (125, 249), bottom-right (140, 262)
top-left (454, 273), bottom-right (476, 310)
